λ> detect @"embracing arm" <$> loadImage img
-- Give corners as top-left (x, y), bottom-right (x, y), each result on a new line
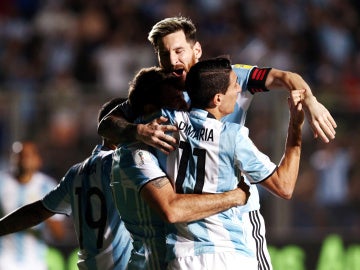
top-left (140, 177), bottom-right (249, 223)
top-left (98, 112), bottom-right (139, 145)
top-left (0, 200), bottom-right (54, 236)
top-left (260, 92), bottom-right (304, 199)
top-left (98, 108), bottom-right (178, 154)
top-left (265, 68), bottom-right (337, 143)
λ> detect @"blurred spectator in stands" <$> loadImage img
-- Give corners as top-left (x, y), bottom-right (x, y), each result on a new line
top-left (0, 140), bottom-right (65, 270)
top-left (310, 138), bottom-right (352, 227)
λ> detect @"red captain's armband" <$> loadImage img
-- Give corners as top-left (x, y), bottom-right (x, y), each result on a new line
top-left (247, 67), bottom-right (272, 94)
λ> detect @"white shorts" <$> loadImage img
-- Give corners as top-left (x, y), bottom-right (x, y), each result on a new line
top-left (243, 210), bottom-right (273, 270)
top-left (167, 251), bottom-right (258, 270)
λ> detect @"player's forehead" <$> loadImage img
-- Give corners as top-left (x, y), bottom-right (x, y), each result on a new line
top-left (158, 30), bottom-right (192, 52)
top-left (230, 70), bottom-right (237, 83)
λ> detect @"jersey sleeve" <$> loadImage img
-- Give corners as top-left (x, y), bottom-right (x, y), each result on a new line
top-left (232, 64), bottom-right (253, 93)
top-left (234, 126), bottom-right (277, 183)
top-left (223, 65), bottom-right (255, 126)
top-left (42, 166), bottom-right (77, 216)
top-left (232, 64), bottom-right (271, 94)
top-left (222, 64), bottom-right (271, 127)
top-left (247, 67), bottom-right (272, 94)
top-left (112, 144), bottom-right (166, 192)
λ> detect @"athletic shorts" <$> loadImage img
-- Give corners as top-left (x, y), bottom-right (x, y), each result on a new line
top-left (167, 251), bottom-right (258, 270)
top-left (243, 210), bottom-right (273, 270)
top-left (167, 210), bottom-right (272, 270)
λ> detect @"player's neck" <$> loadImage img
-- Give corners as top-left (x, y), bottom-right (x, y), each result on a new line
top-left (205, 108), bottom-right (223, 120)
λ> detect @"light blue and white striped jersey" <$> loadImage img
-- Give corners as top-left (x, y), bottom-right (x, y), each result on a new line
top-left (42, 145), bottom-right (132, 270)
top-left (156, 108), bottom-right (276, 260)
top-left (111, 143), bottom-right (168, 270)
top-left (187, 64), bottom-right (262, 215)
top-left (0, 170), bottom-right (58, 270)
top-left (224, 64), bottom-right (254, 125)
top-left (223, 64), bottom-right (263, 215)
top-left (111, 64), bottom-right (270, 267)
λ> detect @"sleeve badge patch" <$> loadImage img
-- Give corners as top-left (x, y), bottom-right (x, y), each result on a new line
top-left (133, 149), bottom-right (153, 166)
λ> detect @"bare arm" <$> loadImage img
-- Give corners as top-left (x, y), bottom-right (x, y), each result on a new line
top-left (140, 177), bottom-right (249, 223)
top-left (98, 110), bottom-right (178, 154)
top-left (44, 214), bottom-right (66, 241)
top-left (265, 68), bottom-right (337, 143)
top-left (260, 91), bottom-right (305, 199)
top-left (0, 200), bottom-right (54, 236)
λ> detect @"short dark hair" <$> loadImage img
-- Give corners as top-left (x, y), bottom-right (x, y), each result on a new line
top-left (97, 97), bottom-right (125, 123)
top-left (148, 16), bottom-right (197, 53)
top-left (185, 57), bottom-right (232, 109)
top-left (128, 67), bottom-right (188, 116)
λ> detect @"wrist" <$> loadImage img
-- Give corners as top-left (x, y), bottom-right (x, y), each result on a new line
top-left (135, 124), bottom-right (144, 141)
top-left (289, 117), bottom-right (303, 130)
top-left (302, 93), bottom-right (316, 107)
top-left (288, 122), bottom-right (302, 146)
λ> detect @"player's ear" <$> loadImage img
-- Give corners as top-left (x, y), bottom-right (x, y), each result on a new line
top-left (213, 93), bottom-right (222, 106)
top-left (193, 42), bottom-right (202, 60)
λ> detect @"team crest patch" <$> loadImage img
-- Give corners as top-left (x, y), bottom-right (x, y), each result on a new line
top-left (133, 149), bottom-right (152, 166)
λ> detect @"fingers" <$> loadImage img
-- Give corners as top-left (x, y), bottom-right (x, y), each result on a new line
top-left (160, 124), bottom-right (178, 133)
top-left (146, 138), bottom-right (175, 155)
top-left (311, 122), bottom-right (329, 143)
top-left (310, 115), bottom-right (336, 143)
top-left (138, 117), bottom-right (179, 154)
top-left (289, 97), bottom-right (303, 112)
top-left (324, 115), bottom-right (337, 137)
top-left (148, 130), bottom-right (178, 155)
top-left (150, 117), bottom-right (178, 133)
top-left (301, 96), bottom-right (337, 143)
top-left (154, 116), bottom-right (170, 124)
top-left (153, 142), bottom-right (174, 155)
top-left (327, 114), bottom-right (337, 129)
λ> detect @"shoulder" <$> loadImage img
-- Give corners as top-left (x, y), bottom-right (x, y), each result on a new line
top-left (222, 123), bottom-right (251, 145)
top-left (232, 64), bottom-right (255, 71)
top-left (60, 162), bottom-right (83, 183)
top-left (232, 64), bottom-right (255, 79)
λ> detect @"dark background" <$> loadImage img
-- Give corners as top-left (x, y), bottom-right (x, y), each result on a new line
top-left (0, 1), bottom-right (359, 269)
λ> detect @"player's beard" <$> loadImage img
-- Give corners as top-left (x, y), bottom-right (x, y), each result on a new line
top-left (181, 54), bottom-right (198, 85)
top-left (174, 53), bottom-right (198, 88)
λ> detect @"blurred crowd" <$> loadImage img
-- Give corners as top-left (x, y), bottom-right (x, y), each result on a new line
top-left (0, 0), bottom-right (359, 243)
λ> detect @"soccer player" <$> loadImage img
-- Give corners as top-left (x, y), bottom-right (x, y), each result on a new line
top-left (99, 16), bottom-right (336, 269)
top-left (117, 57), bottom-right (304, 269)
top-left (0, 98), bottom-right (132, 270)
top-left (0, 140), bottom-right (65, 270)
top-left (98, 16), bottom-right (336, 153)
top-left (111, 66), bottom-right (250, 270)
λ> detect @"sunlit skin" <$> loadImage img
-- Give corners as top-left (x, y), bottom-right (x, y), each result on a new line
top-left (208, 71), bottom-right (242, 120)
top-left (154, 31), bottom-right (336, 144)
top-left (97, 22), bottom-right (337, 153)
top-left (218, 71), bottom-right (242, 117)
top-left (157, 30), bottom-right (202, 85)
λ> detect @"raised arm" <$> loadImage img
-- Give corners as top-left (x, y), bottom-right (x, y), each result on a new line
top-left (141, 177), bottom-right (249, 223)
top-left (265, 68), bottom-right (337, 143)
top-left (0, 200), bottom-right (54, 236)
top-left (260, 90), bottom-right (305, 199)
top-left (98, 105), bottom-right (178, 154)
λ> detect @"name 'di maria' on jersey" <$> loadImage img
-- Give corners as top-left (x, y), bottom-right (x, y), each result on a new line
top-left (178, 121), bottom-right (214, 142)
